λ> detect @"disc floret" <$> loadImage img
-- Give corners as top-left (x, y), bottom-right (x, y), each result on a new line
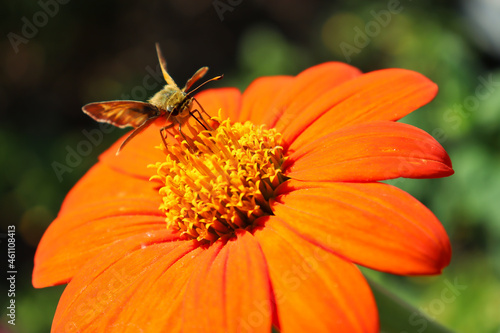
top-left (150, 115), bottom-right (287, 242)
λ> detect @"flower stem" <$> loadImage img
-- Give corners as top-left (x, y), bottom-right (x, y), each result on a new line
top-left (367, 278), bottom-right (455, 333)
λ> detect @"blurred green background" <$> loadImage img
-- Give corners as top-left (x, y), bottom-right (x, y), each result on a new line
top-left (1, 0), bottom-right (499, 332)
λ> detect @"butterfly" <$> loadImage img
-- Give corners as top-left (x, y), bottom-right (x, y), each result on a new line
top-left (82, 43), bottom-right (223, 155)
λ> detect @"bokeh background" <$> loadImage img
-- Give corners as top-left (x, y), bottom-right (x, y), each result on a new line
top-left (1, 0), bottom-right (499, 332)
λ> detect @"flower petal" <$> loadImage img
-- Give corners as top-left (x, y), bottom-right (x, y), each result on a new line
top-left (58, 163), bottom-right (160, 215)
top-left (52, 231), bottom-right (273, 333)
top-left (195, 87), bottom-right (242, 122)
top-left (33, 205), bottom-right (168, 288)
top-left (266, 62), bottom-right (362, 130)
top-left (51, 232), bottom-right (198, 332)
top-left (238, 76), bottom-right (294, 125)
top-left (33, 163), bottom-right (171, 288)
top-left (285, 121), bottom-right (453, 182)
top-left (254, 216), bottom-right (378, 333)
top-left (99, 118), bottom-right (169, 179)
top-left (181, 230), bottom-right (274, 333)
top-left (283, 68), bottom-right (438, 151)
top-left (273, 180), bottom-right (451, 275)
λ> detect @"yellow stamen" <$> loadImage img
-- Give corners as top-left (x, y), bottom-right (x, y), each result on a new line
top-left (149, 112), bottom-right (287, 242)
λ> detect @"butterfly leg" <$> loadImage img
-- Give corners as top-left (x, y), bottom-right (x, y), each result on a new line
top-left (116, 117), bottom-right (158, 155)
top-left (160, 118), bottom-right (190, 147)
top-left (192, 97), bottom-right (213, 119)
top-left (189, 110), bottom-right (211, 130)
top-left (191, 98), bottom-right (215, 130)
top-left (159, 122), bottom-right (176, 149)
top-left (178, 122), bottom-right (189, 142)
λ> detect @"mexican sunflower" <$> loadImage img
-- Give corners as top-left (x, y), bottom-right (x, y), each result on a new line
top-left (34, 62), bottom-right (453, 333)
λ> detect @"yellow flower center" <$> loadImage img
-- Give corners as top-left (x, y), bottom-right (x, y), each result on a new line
top-left (149, 114), bottom-right (287, 242)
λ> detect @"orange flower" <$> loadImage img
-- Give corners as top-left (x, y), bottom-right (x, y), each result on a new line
top-left (34, 63), bottom-right (453, 332)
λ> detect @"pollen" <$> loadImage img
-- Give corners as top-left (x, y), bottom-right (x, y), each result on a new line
top-left (149, 114), bottom-right (287, 243)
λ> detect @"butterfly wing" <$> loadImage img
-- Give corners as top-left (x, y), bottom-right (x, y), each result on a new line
top-left (183, 67), bottom-right (208, 92)
top-left (82, 101), bottom-right (161, 128)
top-left (155, 43), bottom-right (177, 87)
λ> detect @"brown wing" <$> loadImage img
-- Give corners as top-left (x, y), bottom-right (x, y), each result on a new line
top-left (183, 67), bottom-right (208, 92)
top-left (82, 101), bottom-right (161, 128)
top-left (155, 43), bottom-right (177, 87)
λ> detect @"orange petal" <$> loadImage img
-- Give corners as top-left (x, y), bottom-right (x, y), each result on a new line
top-left (265, 62), bottom-right (362, 130)
top-left (273, 180), bottom-right (451, 275)
top-left (52, 232), bottom-right (273, 332)
top-left (254, 216), bottom-right (378, 333)
top-left (51, 233), bottom-right (199, 332)
top-left (285, 121), bottom-right (453, 182)
top-left (33, 202), bottom-right (169, 288)
top-left (239, 76), bottom-right (294, 125)
top-left (284, 68), bottom-right (438, 151)
top-left (58, 162), bottom-right (160, 215)
top-left (33, 164), bottom-right (172, 288)
top-left (181, 230), bottom-right (273, 333)
top-left (195, 87), bottom-right (242, 122)
top-left (99, 118), bottom-right (169, 179)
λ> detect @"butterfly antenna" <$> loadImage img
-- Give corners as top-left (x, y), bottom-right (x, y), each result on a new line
top-left (186, 75), bottom-right (224, 97)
